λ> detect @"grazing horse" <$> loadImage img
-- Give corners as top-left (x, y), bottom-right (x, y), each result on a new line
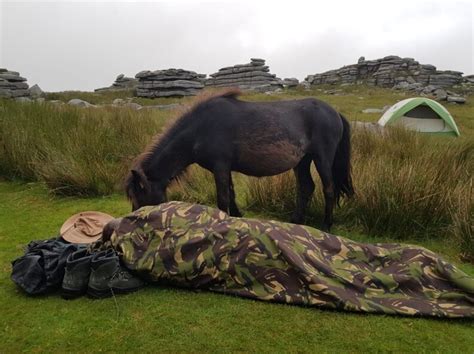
top-left (125, 89), bottom-right (354, 231)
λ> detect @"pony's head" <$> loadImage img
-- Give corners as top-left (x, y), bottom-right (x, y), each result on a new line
top-left (125, 169), bottom-right (167, 211)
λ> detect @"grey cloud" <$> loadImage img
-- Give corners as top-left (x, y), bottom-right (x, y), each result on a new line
top-left (1, 1), bottom-right (472, 91)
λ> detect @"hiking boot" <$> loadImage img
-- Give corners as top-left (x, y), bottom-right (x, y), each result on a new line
top-left (62, 248), bottom-right (92, 300)
top-left (87, 249), bottom-right (144, 299)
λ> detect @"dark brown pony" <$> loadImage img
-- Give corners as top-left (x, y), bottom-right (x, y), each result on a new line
top-left (125, 89), bottom-right (354, 231)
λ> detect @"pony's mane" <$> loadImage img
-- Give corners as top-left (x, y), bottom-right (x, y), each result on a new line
top-left (125, 87), bottom-right (241, 191)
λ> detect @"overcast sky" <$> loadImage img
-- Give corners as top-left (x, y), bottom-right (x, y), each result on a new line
top-left (1, 0), bottom-right (473, 92)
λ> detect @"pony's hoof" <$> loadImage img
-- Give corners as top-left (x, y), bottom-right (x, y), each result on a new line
top-left (230, 210), bottom-right (243, 218)
top-left (321, 224), bottom-right (332, 233)
top-left (290, 215), bottom-right (304, 225)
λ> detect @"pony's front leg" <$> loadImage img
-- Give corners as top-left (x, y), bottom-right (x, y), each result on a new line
top-left (213, 163), bottom-right (231, 215)
top-left (290, 156), bottom-right (314, 225)
top-left (229, 176), bottom-right (242, 217)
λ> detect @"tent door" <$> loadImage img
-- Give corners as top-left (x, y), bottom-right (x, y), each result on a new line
top-left (399, 116), bottom-right (448, 132)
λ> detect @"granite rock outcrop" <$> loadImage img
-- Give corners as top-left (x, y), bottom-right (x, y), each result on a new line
top-left (135, 69), bottom-right (206, 98)
top-left (0, 68), bottom-right (30, 98)
top-left (206, 58), bottom-right (283, 92)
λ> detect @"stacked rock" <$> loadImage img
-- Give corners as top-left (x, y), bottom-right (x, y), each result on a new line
top-left (464, 75), bottom-right (474, 84)
top-left (460, 75), bottom-right (474, 93)
top-left (0, 68), bottom-right (30, 98)
top-left (305, 56), bottom-right (464, 89)
top-left (95, 74), bottom-right (138, 92)
top-left (135, 69), bottom-right (206, 98)
top-left (206, 58), bottom-right (283, 92)
top-left (429, 71), bottom-right (465, 87)
top-left (282, 78), bottom-right (299, 88)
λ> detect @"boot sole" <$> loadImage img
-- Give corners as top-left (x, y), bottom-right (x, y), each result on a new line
top-left (61, 288), bottom-right (87, 300)
top-left (87, 285), bottom-right (143, 299)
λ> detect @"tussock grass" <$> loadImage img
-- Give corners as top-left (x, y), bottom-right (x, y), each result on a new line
top-left (247, 172), bottom-right (301, 218)
top-left (0, 100), bottom-right (169, 194)
top-left (1, 87), bottom-right (473, 260)
top-left (452, 181), bottom-right (474, 262)
top-left (168, 165), bottom-right (217, 206)
top-left (348, 127), bottom-right (472, 238)
top-left (246, 126), bottom-right (474, 258)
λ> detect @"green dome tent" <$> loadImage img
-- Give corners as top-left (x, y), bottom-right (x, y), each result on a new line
top-left (378, 98), bottom-right (460, 136)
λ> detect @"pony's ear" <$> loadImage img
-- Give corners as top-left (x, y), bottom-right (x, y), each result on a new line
top-left (131, 169), bottom-right (150, 191)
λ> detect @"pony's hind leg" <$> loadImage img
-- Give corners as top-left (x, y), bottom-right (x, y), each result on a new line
top-left (313, 155), bottom-right (335, 232)
top-left (229, 176), bottom-right (242, 217)
top-left (290, 155), bottom-right (315, 224)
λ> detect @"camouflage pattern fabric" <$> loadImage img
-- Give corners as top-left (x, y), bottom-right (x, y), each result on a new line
top-left (106, 201), bottom-right (474, 318)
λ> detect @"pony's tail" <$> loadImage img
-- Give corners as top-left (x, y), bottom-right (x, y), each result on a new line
top-left (332, 114), bottom-right (354, 205)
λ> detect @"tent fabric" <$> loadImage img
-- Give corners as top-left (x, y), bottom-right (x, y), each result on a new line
top-left (378, 98), bottom-right (460, 136)
top-left (103, 201), bottom-right (474, 318)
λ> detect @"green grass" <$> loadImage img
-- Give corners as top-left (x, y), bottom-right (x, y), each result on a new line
top-left (1, 86), bottom-right (474, 351)
top-left (1, 181), bottom-right (473, 353)
top-left (45, 89), bottom-right (137, 105)
top-left (45, 89), bottom-right (192, 106)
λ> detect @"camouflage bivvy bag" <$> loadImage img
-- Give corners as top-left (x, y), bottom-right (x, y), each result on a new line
top-left (104, 201), bottom-right (474, 318)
